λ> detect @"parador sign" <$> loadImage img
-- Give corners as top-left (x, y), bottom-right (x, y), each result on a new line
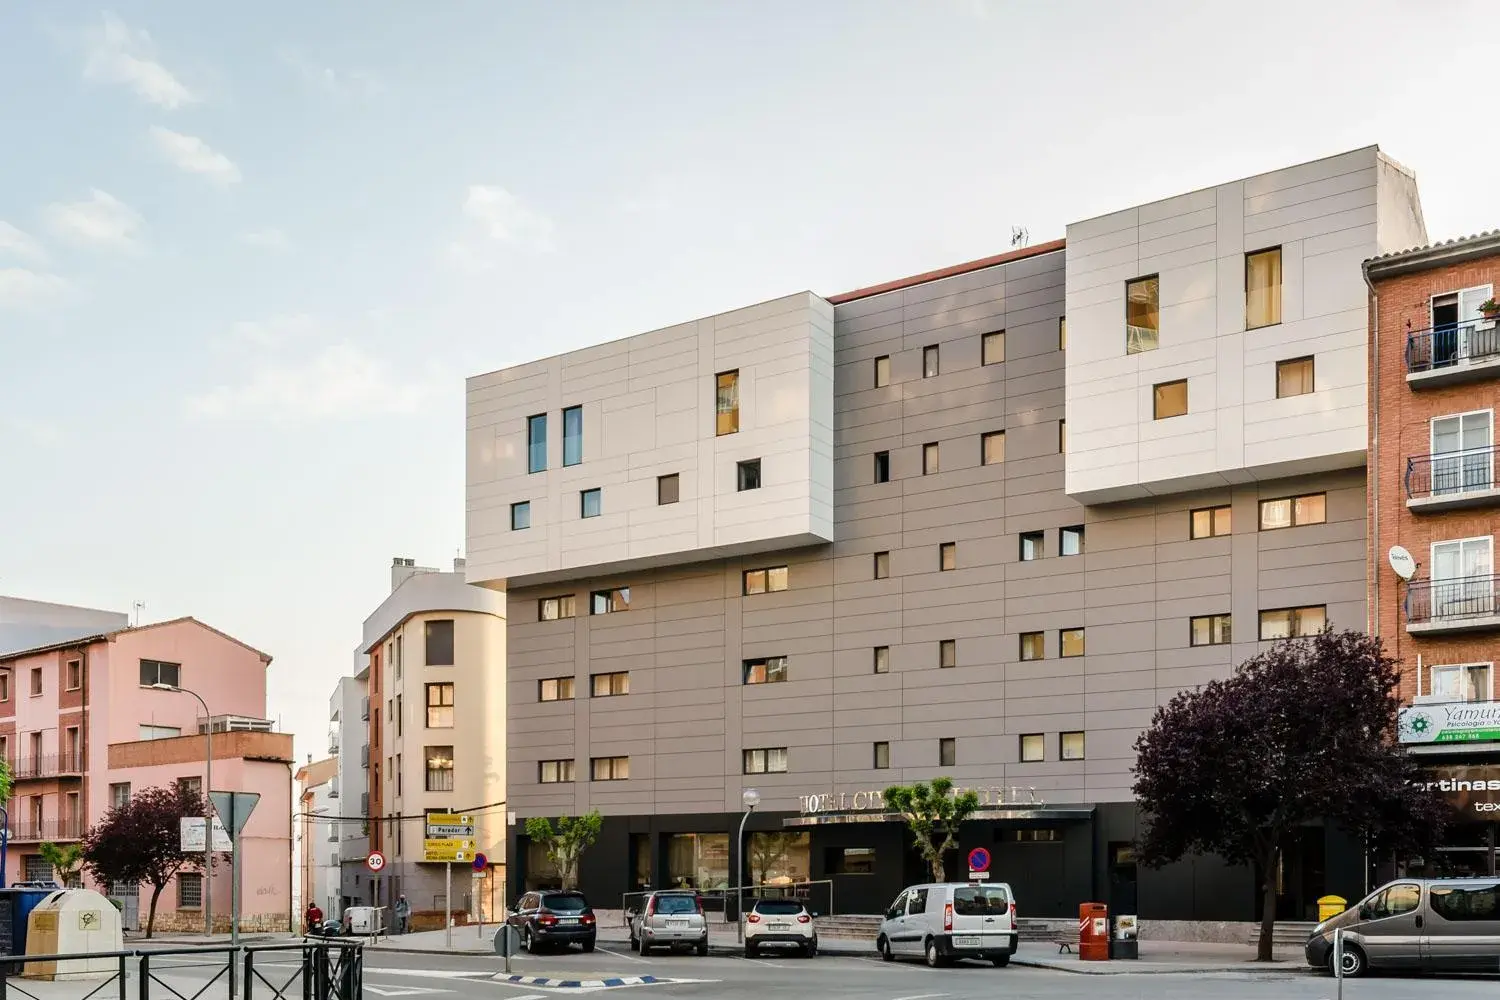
top-left (799, 785), bottom-right (1043, 815)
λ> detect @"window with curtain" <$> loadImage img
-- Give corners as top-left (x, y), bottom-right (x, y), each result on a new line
top-left (1246, 248), bottom-right (1283, 329)
top-left (1126, 276), bottom-right (1160, 353)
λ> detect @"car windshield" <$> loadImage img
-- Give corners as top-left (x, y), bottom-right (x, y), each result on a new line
top-left (544, 894), bottom-right (588, 912)
top-left (952, 886), bottom-right (1010, 916)
top-left (655, 895), bottom-right (699, 915)
top-left (753, 900), bottom-right (803, 915)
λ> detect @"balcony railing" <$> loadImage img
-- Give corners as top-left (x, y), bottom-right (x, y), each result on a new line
top-left (10, 752), bottom-right (86, 780)
top-left (7, 818), bottom-right (86, 842)
top-left (1405, 574), bottom-right (1500, 628)
top-left (1405, 447), bottom-right (1499, 500)
top-left (1406, 320), bottom-right (1500, 375)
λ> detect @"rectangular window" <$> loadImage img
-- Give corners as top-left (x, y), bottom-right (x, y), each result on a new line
top-left (1191, 505), bottom-right (1232, 539)
top-left (1258, 493), bottom-right (1326, 530)
top-left (939, 542), bottom-right (957, 571)
top-left (66, 659), bottom-right (81, 691)
top-left (0, 673), bottom-right (8, 701)
top-left (1126, 275), bottom-right (1160, 353)
top-left (716, 371), bottom-right (740, 435)
top-left (562, 405), bottom-right (583, 466)
top-left (939, 737), bottom-right (956, 767)
top-left (1153, 379), bottom-right (1188, 419)
top-left (109, 782), bottom-right (131, 809)
top-left (658, 473), bottom-right (680, 505)
top-left (424, 619), bottom-right (455, 665)
top-left (527, 413), bottom-right (547, 473)
top-left (737, 459), bottom-right (762, 492)
top-left (539, 595), bottom-right (576, 621)
top-left (177, 775), bottom-right (202, 798)
top-left (538, 677), bottom-right (575, 702)
top-left (1429, 663), bottom-right (1492, 703)
top-left (580, 487), bottom-right (602, 518)
top-left (982, 331), bottom-right (1005, 365)
top-left (873, 742), bottom-right (890, 769)
top-left (139, 659), bottom-right (181, 688)
top-left (873, 551), bottom-right (890, 579)
top-left (873, 646), bottom-right (890, 674)
top-left (982, 431), bottom-right (1005, 465)
top-left (138, 724), bottom-right (181, 741)
top-left (939, 639), bottom-right (957, 668)
top-left (1246, 247), bottom-right (1283, 329)
top-left (538, 759), bottom-right (576, 784)
top-left (1059, 419), bottom-right (1066, 453)
top-left (743, 657), bottom-right (788, 685)
top-left (1258, 605), bottom-right (1328, 640)
top-left (396, 693), bottom-right (403, 736)
top-left (1059, 316), bottom-right (1067, 351)
top-left (922, 442), bottom-right (939, 475)
top-left (1020, 531), bottom-right (1044, 561)
top-left (923, 345), bottom-right (940, 378)
top-left (591, 756), bottom-right (629, 781)
top-left (1019, 631), bottom-right (1045, 661)
top-left (743, 747), bottom-right (788, 774)
top-left (874, 355), bottom-right (891, 388)
top-left (742, 566), bottom-right (789, 594)
top-left (1276, 356), bottom-right (1314, 398)
top-left (177, 872), bottom-right (203, 909)
top-left (424, 746), bottom-right (454, 792)
top-left (1019, 733), bottom-right (1044, 762)
top-left (425, 683), bottom-right (454, 727)
top-left (874, 451), bottom-right (890, 483)
top-left (1430, 411), bottom-right (1493, 496)
top-left (1190, 614), bottom-right (1232, 646)
top-left (1061, 525), bottom-right (1084, 556)
top-left (829, 847), bottom-right (877, 875)
top-left (1061, 731), bottom-right (1085, 761)
top-left (1060, 628), bottom-right (1085, 658)
top-left (591, 671), bottom-right (630, 697)
top-left (590, 587), bottom-right (631, 614)
top-left (510, 501), bottom-right (530, 530)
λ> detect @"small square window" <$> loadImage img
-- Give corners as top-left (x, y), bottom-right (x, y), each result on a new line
top-left (1019, 734), bottom-right (1044, 763)
top-left (939, 737), bottom-right (956, 767)
top-left (939, 639), bottom-right (957, 668)
top-left (658, 474), bottom-right (680, 505)
top-left (510, 501), bottom-right (530, 531)
top-left (1191, 505), bottom-right (1232, 539)
top-left (874, 355), bottom-right (891, 388)
top-left (1190, 614), bottom-right (1232, 646)
top-left (1061, 731), bottom-right (1085, 761)
top-left (923, 442), bottom-right (939, 475)
top-left (580, 488), bottom-right (602, 518)
top-left (1061, 525), bottom-right (1084, 556)
top-left (737, 459), bottom-right (762, 492)
top-left (982, 431), bottom-right (1005, 466)
top-left (1276, 356), bottom-right (1314, 398)
top-left (873, 742), bottom-right (890, 770)
top-left (1060, 628), bottom-right (1085, 657)
top-left (923, 345), bottom-right (940, 378)
top-left (874, 451), bottom-right (890, 483)
top-left (939, 542), bottom-right (956, 571)
top-left (1153, 379), bottom-right (1188, 419)
top-left (982, 331), bottom-right (1005, 365)
top-left (1019, 632), bottom-right (1044, 661)
top-left (873, 646), bottom-right (890, 674)
top-left (873, 551), bottom-right (891, 580)
top-left (1020, 531), bottom-right (1044, 561)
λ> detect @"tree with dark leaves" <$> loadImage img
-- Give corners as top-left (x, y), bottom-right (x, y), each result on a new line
top-left (1133, 629), bottom-right (1448, 961)
top-left (83, 784), bottom-right (216, 938)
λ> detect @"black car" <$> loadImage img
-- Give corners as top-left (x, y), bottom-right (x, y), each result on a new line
top-left (508, 890), bottom-right (597, 953)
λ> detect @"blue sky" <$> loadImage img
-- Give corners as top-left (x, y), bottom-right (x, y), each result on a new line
top-left (1, 1), bottom-right (1494, 758)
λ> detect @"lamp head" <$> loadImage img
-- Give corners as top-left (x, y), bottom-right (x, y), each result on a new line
top-left (151, 683), bottom-right (179, 692)
top-left (742, 788), bottom-right (761, 810)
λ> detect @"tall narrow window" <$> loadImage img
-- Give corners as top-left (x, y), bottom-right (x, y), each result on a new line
top-left (580, 488), bottom-right (602, 518)
top-left (716, 370), bottom-right (740, 436)
top-left (658, 474), bottom-right (680, 505)
top-left (1059, 316), bottom-right (1067, 351)
top-left (424, 746), bottom-right (455, 792)
top-left (1246, 247), bottom-right (1283, 329)
top-left (1431, 411), bottom-right (1493, 496)
top-left (982, 431), bottom-right (1005, 466)
top-left (873, 742), bottom-right (890, 769)
top-left (873, 646), bottom-right (890, 674)
top-left (873, 551), bottom-right (891, 579)
top-left (425, 683), bottom-right (454, 727)
top-left (982, 331), bottom-right (1005, 365)
top-left (555, 406), bottom-right (582, 469)
top-left (874, 355), bottom-right (891, 388)
top-left (1153, 379), bottom-right (1188, 419)
top-left (510, 501), bottom-right (530, 531)
top-left (1059, 419), bottom-right (1066, 453)
top-left (527, 414), bottom-right (547, 474)
top-left (939, 542), bottom-right (957, 571)
top-left (1126, 275), bottom-right (1160, 353)
top-left (737, 459), bottom-right (762, 492)
top-left (923, 345), bottom-right (940, 378)
top-left (939, 738), bottom-right (956, 767)
top-left (923, 442), bottom-right (939, 475)
top-left (1276, 356), bottom-right (1314, 398)
top-left (939, 639), bottom-right (957, 668)
top-left (874, 451), bottom-right (890, 483)
top-left (424, 620), bottom-right (454, 666)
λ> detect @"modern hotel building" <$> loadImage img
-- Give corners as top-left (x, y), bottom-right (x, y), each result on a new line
top-left (467, 147), bottom-right (1429, 923)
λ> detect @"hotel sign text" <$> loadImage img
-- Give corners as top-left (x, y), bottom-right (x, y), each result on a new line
top-left (798, 785), bottom-right (1043, 815)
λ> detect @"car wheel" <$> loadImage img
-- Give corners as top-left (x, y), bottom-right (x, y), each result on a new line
top-left (745, 942), bottom-right (758, 959)
top-left (523, 928), bottom-right (536, 954)
top-left (628, 932), bottom-right (638, 952)
top-left (991, 955), bottom-right (1010, 968)
top-left (1338, 944), bottom-right (1367, 979)
top-left (878, 936), bottom-right (894, 962)
top-left (925, 938), bottom-right (945, 968)
top-left (696, 937), bottom-right (709, 957)
top-left (803, 939), bottom-right (817, 958)
top-left (582, 937), bottom-right (596, 953)
top-left (639, 939), bottom-right (653, 957)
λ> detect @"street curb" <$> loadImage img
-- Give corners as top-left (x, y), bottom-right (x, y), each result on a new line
top-left (1008, 956), bottom-right (1316, 976)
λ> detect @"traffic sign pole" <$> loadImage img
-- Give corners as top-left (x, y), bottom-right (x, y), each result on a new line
top-left (445, 861), bottom-right (453, 951)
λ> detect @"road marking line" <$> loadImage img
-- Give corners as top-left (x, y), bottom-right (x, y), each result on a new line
top-left (891, 994), bottom-right (949, 1000)
top-left (593, 947), bottom-right (648, 965)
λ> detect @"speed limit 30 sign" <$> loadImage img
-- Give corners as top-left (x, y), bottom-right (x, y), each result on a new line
top-left (365, 850), bottom-right (386, 873)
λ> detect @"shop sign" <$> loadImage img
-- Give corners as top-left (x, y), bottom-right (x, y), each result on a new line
top-left (1417, 765), bottom-right (1500, 815)
top-left (798, 784), bottom-right (1043, 815)
top-left (1399, 701), bottom-right (1500, 744)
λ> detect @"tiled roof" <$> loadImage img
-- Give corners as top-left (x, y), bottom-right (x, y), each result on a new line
top-left (1366, 230), bottom-right (1500, 265)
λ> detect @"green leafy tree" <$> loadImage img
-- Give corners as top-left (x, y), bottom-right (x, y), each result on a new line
top-left (38, 842), bottom-right (85, 887)
top-left (884, 778), bottom-right (981, 881)
top-left (524, 811), bottom-right (602, 890)
top-left (748, 832), bottom-right (801, 885)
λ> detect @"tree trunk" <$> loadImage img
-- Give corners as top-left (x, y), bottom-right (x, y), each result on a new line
top-left (146, 883), bottom-right (165, 940)
top-left (1256, 845), bottom-right (1280, 962)
top-left (927, 839), bottom-right (944, 882)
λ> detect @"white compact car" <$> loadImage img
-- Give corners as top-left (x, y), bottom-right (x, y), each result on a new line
top-left (875, 882), bottom-right (1018, 968)
top-left (743, 898), bottom-right (818, 957)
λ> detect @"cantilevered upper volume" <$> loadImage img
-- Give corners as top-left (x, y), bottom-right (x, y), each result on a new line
top-left (1063, 146), bottom-right (1428, 504)
top-left (466, 291), bottom-right (835, 589)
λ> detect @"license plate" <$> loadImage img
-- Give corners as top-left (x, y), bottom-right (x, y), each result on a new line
top-left (666, 918), bottom-right (688, 927)
top-left (769, 923), bottom-right (790, 930)
top-left (558, 917), bottom-right (578, 924)
top-left (953, 936), bottom-right (980, 948)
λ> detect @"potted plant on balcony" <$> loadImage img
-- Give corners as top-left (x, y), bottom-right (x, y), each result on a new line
top-left (1479, 298), bottom-right (1500, 320)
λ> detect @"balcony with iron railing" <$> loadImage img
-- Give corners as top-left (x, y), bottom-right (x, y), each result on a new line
top-left (7, 817), bottom-right (86, 842)
top-left (9, 752), bottom-right (86, 781)
top-left (1406, 320), bottom-right (1500, 387)
top-left (1405, 446), bottom-right (1500, 511)
top-left (1405, 574), bottom-right (1500, 633)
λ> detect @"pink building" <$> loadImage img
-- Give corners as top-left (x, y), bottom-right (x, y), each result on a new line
top-left (0, 617), bottom-right (293, 933)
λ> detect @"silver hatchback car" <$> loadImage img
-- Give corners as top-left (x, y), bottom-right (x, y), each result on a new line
top-left (629, 891), bottom-right (710, 956)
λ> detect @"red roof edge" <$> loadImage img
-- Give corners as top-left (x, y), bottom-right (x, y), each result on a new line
top-left (827, 238), bottom-right (1066, 305)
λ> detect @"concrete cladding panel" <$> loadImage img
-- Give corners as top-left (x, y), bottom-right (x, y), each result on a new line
top-left (466, 292), bottom-right (835, 588)
top-left (1063, 146), bottom-right (1426, 503)
top-left (504, 241), bottom-right (1370, 820)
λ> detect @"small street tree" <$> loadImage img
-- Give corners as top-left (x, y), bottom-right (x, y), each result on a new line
top-left (884, 778), bottom-right (980, 881)
top-left (83, 784), bottom-right (214, 938)
top-left (1133, 629), bottom-right (1449, 962)
top-left (38, 842), bottom-right (85, 887)
top-left (524, 811), bottom-right (602, 890)
top-left (748, 832), bottom-right (801, 885)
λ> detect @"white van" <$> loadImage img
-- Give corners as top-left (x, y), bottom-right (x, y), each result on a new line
top-left (875, 882), bottom-right (1019, 967)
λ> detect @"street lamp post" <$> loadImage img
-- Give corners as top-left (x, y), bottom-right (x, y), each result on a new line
top-left (155, 683), bottom-right (213, 937)
top-left (735, 788), bottom-right (760, 943)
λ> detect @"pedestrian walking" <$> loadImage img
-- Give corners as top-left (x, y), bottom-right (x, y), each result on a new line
top-left (395, 894), bottom-right (411, 935)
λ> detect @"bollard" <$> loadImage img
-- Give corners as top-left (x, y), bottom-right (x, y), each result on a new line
top-left (1333, 926), bottom-right (1344, 1000)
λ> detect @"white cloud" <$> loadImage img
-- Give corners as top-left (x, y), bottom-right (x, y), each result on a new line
top-left (83, 12), bottom-right (197, 109)
top-left (43, 189), bottom-right (143, 251)
top-left (186, 342), bottom-right (440, 423)
top-left (0, 268), bottom-right (66, 308)
top-left (279, 49), bottom-right (383, 99)
top-left (149, 127), bottom-right (241, 184)
top-left (445, 184), bottom-right (557, 270)
top-left (0, 222), bottom-right (47, 263)
top-left (225, 313), bottom-right (319, 349)
top-left (239, 228), bottom-right (290, 251)
top-left (1, 416), bottom-right (68, 446)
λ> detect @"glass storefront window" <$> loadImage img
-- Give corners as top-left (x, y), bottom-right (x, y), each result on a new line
top-left (667, 833), bottom-right (730, 890)
top-left (747, 832), bottom-right (810, 886)
top-left (631, 833), bottom-right (651, 890)
top-left (526, 839), bottom-right (562, 890)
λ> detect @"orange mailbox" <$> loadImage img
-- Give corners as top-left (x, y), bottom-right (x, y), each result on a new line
top-left (1078, 902), bottom-right (1110, 961)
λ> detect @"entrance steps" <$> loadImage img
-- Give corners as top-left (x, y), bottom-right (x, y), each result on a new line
top-left (813, 915), bottom-right (882, 939)
top-left (1264, 921), bottom-right (1317, 947)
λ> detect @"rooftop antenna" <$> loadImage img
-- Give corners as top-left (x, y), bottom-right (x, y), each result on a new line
top-left (1011, 226), bottom-right (1029, 249)
top-left (131, 600), bottom-right (145, 627)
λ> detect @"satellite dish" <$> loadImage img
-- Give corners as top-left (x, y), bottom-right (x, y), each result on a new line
top-left (1388, 545), bottom-right (1416, 580)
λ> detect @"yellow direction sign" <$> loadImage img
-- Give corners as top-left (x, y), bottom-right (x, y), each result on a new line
top-left (425, 813), bottom-right (475, 839)
top-left (422, 838), bottom-right (476, 862)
